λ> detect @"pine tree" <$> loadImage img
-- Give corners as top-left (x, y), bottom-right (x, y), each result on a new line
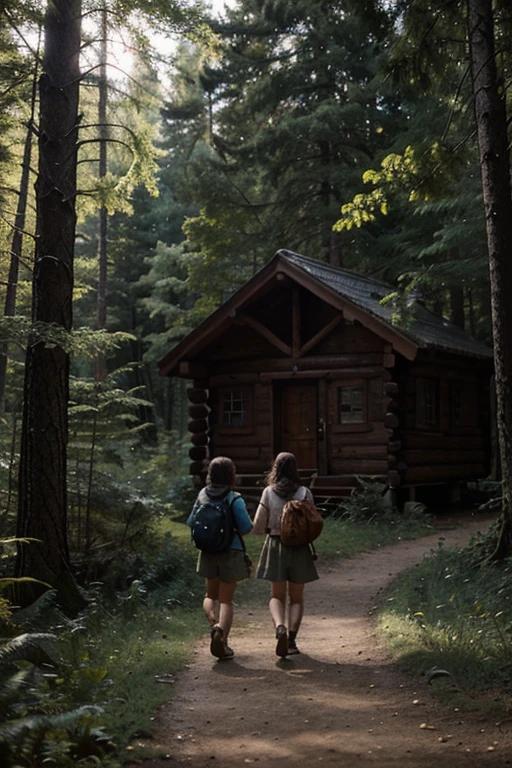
top-left (467, 0), bottom-right (512, 558)
top-left (16, 0), bottom-right (85, 610)
top-left (333, 0), bottom-right (493, 328)
top-left (201, 0), bottom-right (399, 267)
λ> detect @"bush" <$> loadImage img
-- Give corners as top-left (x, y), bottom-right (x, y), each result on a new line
top-left (329, 478), bottom-right (429, 525)
top-left (378, 524), bottom-right (512, 701)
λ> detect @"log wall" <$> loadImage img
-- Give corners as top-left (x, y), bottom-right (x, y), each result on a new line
top-left (209, 380), bottom-right (273, 474)
top-left (202, 319), bottom-right (395, 479)
top-left (395, 353), bottom-right (490, 487)
top-left (180, 278), bottom-right (491, 493)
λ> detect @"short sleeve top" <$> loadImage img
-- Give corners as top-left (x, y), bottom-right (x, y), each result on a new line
top-left (252, 485), bottom-right (314, 536)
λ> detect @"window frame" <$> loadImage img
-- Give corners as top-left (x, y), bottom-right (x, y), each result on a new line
top-left (331, 379), bottom-right (371, 434)
top-left (416, 377), bottom-right (440, 429)
top-left (217, 385), bottom-right (254, 435)
top-left (450, 381), bottom-right (462, 426)
top-left (448, 379), bottom-right (478, 429)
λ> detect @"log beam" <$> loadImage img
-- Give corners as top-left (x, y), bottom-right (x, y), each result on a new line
top-left (236, 312), bottom-right (292, 355)
top-left (292, 285), bottom-right (301, 358)
top-left (179, 361), bottom-right (207, 379)
top-left (299, 314), bottom-right (343, 356)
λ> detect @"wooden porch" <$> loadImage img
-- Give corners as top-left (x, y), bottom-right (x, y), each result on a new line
top-left (235, 470), bottom-right (387, 513)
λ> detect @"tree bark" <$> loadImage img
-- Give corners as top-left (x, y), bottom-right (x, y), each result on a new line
top-left (449, 248), bottom-right (465, 329)
top-left (16, 0), bottom-right (85, 610)
top-left (96, 0), bottom-right (108, 383)
top-left (0, 31), bottom-right (40, 412)
top-left (467, 0), bottom-right (512, 558)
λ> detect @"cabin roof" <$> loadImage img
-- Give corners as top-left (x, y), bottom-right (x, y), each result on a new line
top-left (158, 249), bottom-right (493, 376)
top-left (280, 250), bottom-right (493, 360)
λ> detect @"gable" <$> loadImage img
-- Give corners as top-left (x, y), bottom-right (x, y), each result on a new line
top-left (158, 250), bottom-right (491, 378)
top-left (202, 323), bottom-right (282, 363)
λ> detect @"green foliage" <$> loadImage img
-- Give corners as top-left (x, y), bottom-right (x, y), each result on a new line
top-left (0, 553), bottom-right (111, 768)
top-left (334, 140), bottom-right (469, 230)
top-left (378, 524), bottom-right (512, 704)
top-left (0, 514), bottom-right (200, 767)
top-left (0, 318), bottom-right (135, 356)
top-left (328, 478), bottom-right (430, 528)
top-left (78, 117), bottom-right (161, 217)
top-left (329, 479), bottom-right (392, 522)
top-left (159, 0), bottom-right (403, 315)
top-left (313, 500), bottom-right (434, 560)
top-left (0, 501), bottom-right (440, 768)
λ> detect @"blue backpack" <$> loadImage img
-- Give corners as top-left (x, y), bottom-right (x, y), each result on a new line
top-left (190, 491), bottom-right (239, 553)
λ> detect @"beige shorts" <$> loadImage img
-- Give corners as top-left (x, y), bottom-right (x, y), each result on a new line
top-left (256, 535), bottom-right (319, 584)
top-left (197, 548), bottom-right (252, 583)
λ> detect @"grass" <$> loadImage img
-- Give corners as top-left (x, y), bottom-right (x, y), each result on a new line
top-left (376, 525), bottom-right (512, 714)
top-left (157, 508), bottom-right (435, 610)
top-left (313, 508), bottom-right (434, 558)
top-left (43, 505), bottom-right (434, 765)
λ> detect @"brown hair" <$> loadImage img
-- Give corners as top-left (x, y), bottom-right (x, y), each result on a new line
top-left (266, 451), bottom-right (300, 492)
top-left (206, 456), bottom-right (236, 488)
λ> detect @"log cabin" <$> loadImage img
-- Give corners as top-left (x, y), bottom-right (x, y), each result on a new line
top-left (158, 250), bottom-right (493, 506)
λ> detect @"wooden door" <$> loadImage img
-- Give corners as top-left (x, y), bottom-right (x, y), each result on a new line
top-left (279, 382), bottom-right (318, 468)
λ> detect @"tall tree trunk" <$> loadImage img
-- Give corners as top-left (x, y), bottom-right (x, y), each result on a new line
top-left (16, 0), bottom-right (85, 610)
top-left (467, 0), bottom-right (512, 558)
top-left (96, 0), bottom-right (108, 382)
top-left (448, 248), bottom-right (465, 329)
top-left (0, 32), bottom-right (40, 412)
top-left (449, 287), bottom-right (465, 329)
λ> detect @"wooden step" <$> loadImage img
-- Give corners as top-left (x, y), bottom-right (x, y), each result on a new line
top-left (312, 474), bottom-right (386, 488)
top-left (313, 486), bottom-right (356, 503)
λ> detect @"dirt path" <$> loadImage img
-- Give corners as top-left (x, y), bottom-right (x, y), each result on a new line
top-left (132, 511), bottom-right (512, 768)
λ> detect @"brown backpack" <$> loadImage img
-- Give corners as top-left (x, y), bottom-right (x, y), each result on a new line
top-left (280, 492), bottom-right (324, 547)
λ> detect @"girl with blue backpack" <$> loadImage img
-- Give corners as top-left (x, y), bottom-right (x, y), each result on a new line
top-left (187, 456), bottom-right (252, 660)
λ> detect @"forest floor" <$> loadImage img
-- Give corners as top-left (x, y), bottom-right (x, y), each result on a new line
top-left (127, 509), bottom-right (512, 768)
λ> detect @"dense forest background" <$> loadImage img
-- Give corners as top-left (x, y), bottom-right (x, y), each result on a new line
top-left (0, 0), bottom-right (512, 765)
top-left (1, 0), bottom-right (511, 578)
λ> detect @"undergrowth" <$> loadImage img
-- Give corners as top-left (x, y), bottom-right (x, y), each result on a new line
top-left (0, 482), bottom-right (436, 767)
top-left (377, 520), bottom-right (512, 711)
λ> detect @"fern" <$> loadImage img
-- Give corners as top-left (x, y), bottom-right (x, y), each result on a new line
top-left (8, 589), bottom-right (69, 633)
top-left (0, 705), bottom-right (107, 766)
top-left (0, 667), bottom-right (41, 705)
top-left (0, 632), bottom-right (59, 668)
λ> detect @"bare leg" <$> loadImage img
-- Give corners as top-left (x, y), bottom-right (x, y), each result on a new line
top-left (288, 582), bottom-right (305, 633)
top-left (204, 577), bottom-right (220, 625)
top-left (269, 582), bottom-right (287, 628)
top-left (218, 581), bottom-right (237, 642)
top-left (271, 581), bottom-right (289, 656)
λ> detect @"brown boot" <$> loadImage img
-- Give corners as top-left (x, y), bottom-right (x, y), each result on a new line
top-left (210, 624), bottom-right (225, 658)
top-left (275, 624), bottom-right (288, 657)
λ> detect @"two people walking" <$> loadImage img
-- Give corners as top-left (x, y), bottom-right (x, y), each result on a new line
top-left (187, 452), bottom-right (319, 660)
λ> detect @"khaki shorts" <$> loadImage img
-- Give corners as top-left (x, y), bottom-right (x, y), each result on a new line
top-left (197, 548), bottom-right (251, 583)
top-left (256, 535), bottom-right (319, 584)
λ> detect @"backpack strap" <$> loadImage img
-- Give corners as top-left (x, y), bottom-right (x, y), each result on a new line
top-left (229, 491), bottom-right (248, 554)
top-left (302, 487), bottom-right (318, 560)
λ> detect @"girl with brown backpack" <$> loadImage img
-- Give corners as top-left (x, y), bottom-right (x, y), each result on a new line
top-left (252, 452), bottom-right (320, 657)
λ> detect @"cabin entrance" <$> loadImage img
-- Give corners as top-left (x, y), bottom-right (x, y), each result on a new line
top-left (275, 381), bottom-right (318, 469)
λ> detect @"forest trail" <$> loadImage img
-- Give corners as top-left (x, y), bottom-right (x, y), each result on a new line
top-left (130, 510), bottom-right (512, 768)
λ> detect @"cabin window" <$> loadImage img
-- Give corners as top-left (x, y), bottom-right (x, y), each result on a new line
top-left (222, 390), bottom-right (246, 425)
top-left (416, 378), bottom-right (439, 428)
top-left (217, 386), bottom-right (254, 433)
top-left (450, 383), bottom-right (462, 426)
top-left (449, 381), bottom-right (477, 427)
top-left (338, 385), bottom-right (365, 424)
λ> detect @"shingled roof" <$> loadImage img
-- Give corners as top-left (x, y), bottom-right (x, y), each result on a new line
top-left (279, 250), bottom-right (493, 360)
top-left (159, 249), bottom-right (493, 377)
